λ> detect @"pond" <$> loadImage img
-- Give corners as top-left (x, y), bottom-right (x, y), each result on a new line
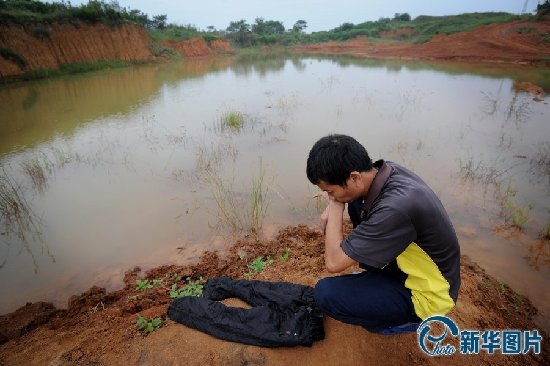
top-left (0, 55), bottom-right (549, 330)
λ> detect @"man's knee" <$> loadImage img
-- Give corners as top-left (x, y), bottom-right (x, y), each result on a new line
top-left (314, 277), bottom-right (336, 311)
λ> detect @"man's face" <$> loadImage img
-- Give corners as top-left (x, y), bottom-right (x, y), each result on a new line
top-left (317, 177), bottom-right (359, 204)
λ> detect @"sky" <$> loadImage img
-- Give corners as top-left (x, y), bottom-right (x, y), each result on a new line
top-left (56, 0), bottom-right (538, 32)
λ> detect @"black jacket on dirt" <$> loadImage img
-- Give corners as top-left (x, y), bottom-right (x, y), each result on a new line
top-left (167, 276), bottom-right (325, 347)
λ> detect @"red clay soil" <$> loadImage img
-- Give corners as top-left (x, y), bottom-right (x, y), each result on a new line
top-left (0, 23), bottom-right (233, 81)
top-left (158, 38), bottom-right (234, 58)
top-left (0, 23), bottom-right (153, 79)
top-left (0, 224), bottom-right (548, 366)
top-left (293, 20), bottom-right (550, 66)
top-left (209, 39), bottom-right (235, 54)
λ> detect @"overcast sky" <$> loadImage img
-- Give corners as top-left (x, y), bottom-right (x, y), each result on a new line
top-left (59, 0), bottom-right (538, 32)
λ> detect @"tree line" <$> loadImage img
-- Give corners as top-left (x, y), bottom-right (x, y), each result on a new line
top-left (1, 0), bottom-right (535, 47)
top-left (224, 18), bottom-right (309, 46)
top-left (0, 0), bottom-right (167, 28)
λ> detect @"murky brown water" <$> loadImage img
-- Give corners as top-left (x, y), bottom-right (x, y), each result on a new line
top-left (1, 55), bottom-right (549, 329)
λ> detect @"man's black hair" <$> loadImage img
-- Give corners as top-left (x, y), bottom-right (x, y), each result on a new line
top-left (306, 134), bottom-right (373, 186)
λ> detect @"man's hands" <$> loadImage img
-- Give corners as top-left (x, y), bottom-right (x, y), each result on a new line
top-left (313, 191), bottom-right (354, 273)
top-left (314, 191), bottom-right (345, 233)
top-left (314, 191), bottom-right (330, 232)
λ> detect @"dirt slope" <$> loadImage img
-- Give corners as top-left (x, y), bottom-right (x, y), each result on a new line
top-left (0, 22), bottom-right (153, 79)
top-left (158, 38), bottom-right (233, 57)
top-left (0, 22), bottom-right (233, 81)
top-left (0, 225), bottom-right (548, 366)
top-left (293, 20), bottom-right (550, 66)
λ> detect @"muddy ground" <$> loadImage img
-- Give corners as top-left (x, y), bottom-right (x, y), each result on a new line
top-left (293, 20), bottom-right (550, 67)
top-left (0, 224), bottom-right (548, 365)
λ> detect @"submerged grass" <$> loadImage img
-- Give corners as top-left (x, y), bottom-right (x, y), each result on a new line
top-left (458, 156), bottom-right (517, 187)
top-left (205, 158), bottom-right (270, 233)
top-left (0, 164), bottom-right (51, 272)
top-left (0, 165), bottom-right (36, 239)
top-left (0, 147), bottom-right (78, 270)
top-left (457, 156), bottom-right (544, 232)
top-left (205, 168), bottom-right (244, 231)
top-left (495, 183), bottom-right (533, 230)
top-left (219, 111), bottom-right (245, 132)
top-left (18, 147), bottom-right (79, 193)
top-left (248, 159), bottom-right (269, 232)
top-left (19, 153), bottom-right (54, 193)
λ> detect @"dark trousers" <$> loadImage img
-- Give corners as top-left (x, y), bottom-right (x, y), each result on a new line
top-left (314, 269), bottom-right (421, 333)
top-left (168, 276), bottom-right (325, 347)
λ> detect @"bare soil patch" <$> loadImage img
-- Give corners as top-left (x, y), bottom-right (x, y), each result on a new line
top-left (293, 20), bottom-right (550, 69)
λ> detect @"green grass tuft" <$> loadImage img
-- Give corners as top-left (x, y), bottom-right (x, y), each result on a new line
top-left (219, 111), bottom-right (245, 131)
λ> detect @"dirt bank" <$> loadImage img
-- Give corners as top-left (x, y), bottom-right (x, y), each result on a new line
top-left (293, 20), bottom-right (550, 67)
top-left (0, 22), bottom-right (233, 81)
top-left (159, 38), bottom-right (233, 57)
top-left (0, 22), bottom-right (153, 79)
top-left (0, 224), bottom-right (548, 365)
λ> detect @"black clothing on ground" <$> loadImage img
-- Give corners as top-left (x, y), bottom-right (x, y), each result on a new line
top-left (167, 276), bottom-right (325, 347)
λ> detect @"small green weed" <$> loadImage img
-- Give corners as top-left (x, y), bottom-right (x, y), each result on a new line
top-left (135, 279), bottom-right (162, 291)
top-left (280, 248), bottom-right (290, 261)
top-left (169, 277), bottom-right (204, 298)
top-left (509, 293), bottom-right (523, 311)
top-left (165, 273), bottom-right (182, 282)
top-left (136, 316), bottom-right (162, 334)
top-left (245, 256), bottom-right (273, 277)
top-left (136, 279), bottom-right (153, 291)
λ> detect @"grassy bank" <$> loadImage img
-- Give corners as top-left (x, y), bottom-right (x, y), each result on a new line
top-left (305, 12), bottom-right (531, 44)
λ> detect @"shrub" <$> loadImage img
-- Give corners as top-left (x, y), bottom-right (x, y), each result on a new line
top-left (0, 47), bottom-right (27, 68)
top-left (150, 42), bottom-right (179, 58)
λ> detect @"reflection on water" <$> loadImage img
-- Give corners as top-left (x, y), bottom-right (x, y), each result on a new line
top-left (0, 55), bottom-right (549, 331)
top-left (0, 57), bottom-right (234, 156)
